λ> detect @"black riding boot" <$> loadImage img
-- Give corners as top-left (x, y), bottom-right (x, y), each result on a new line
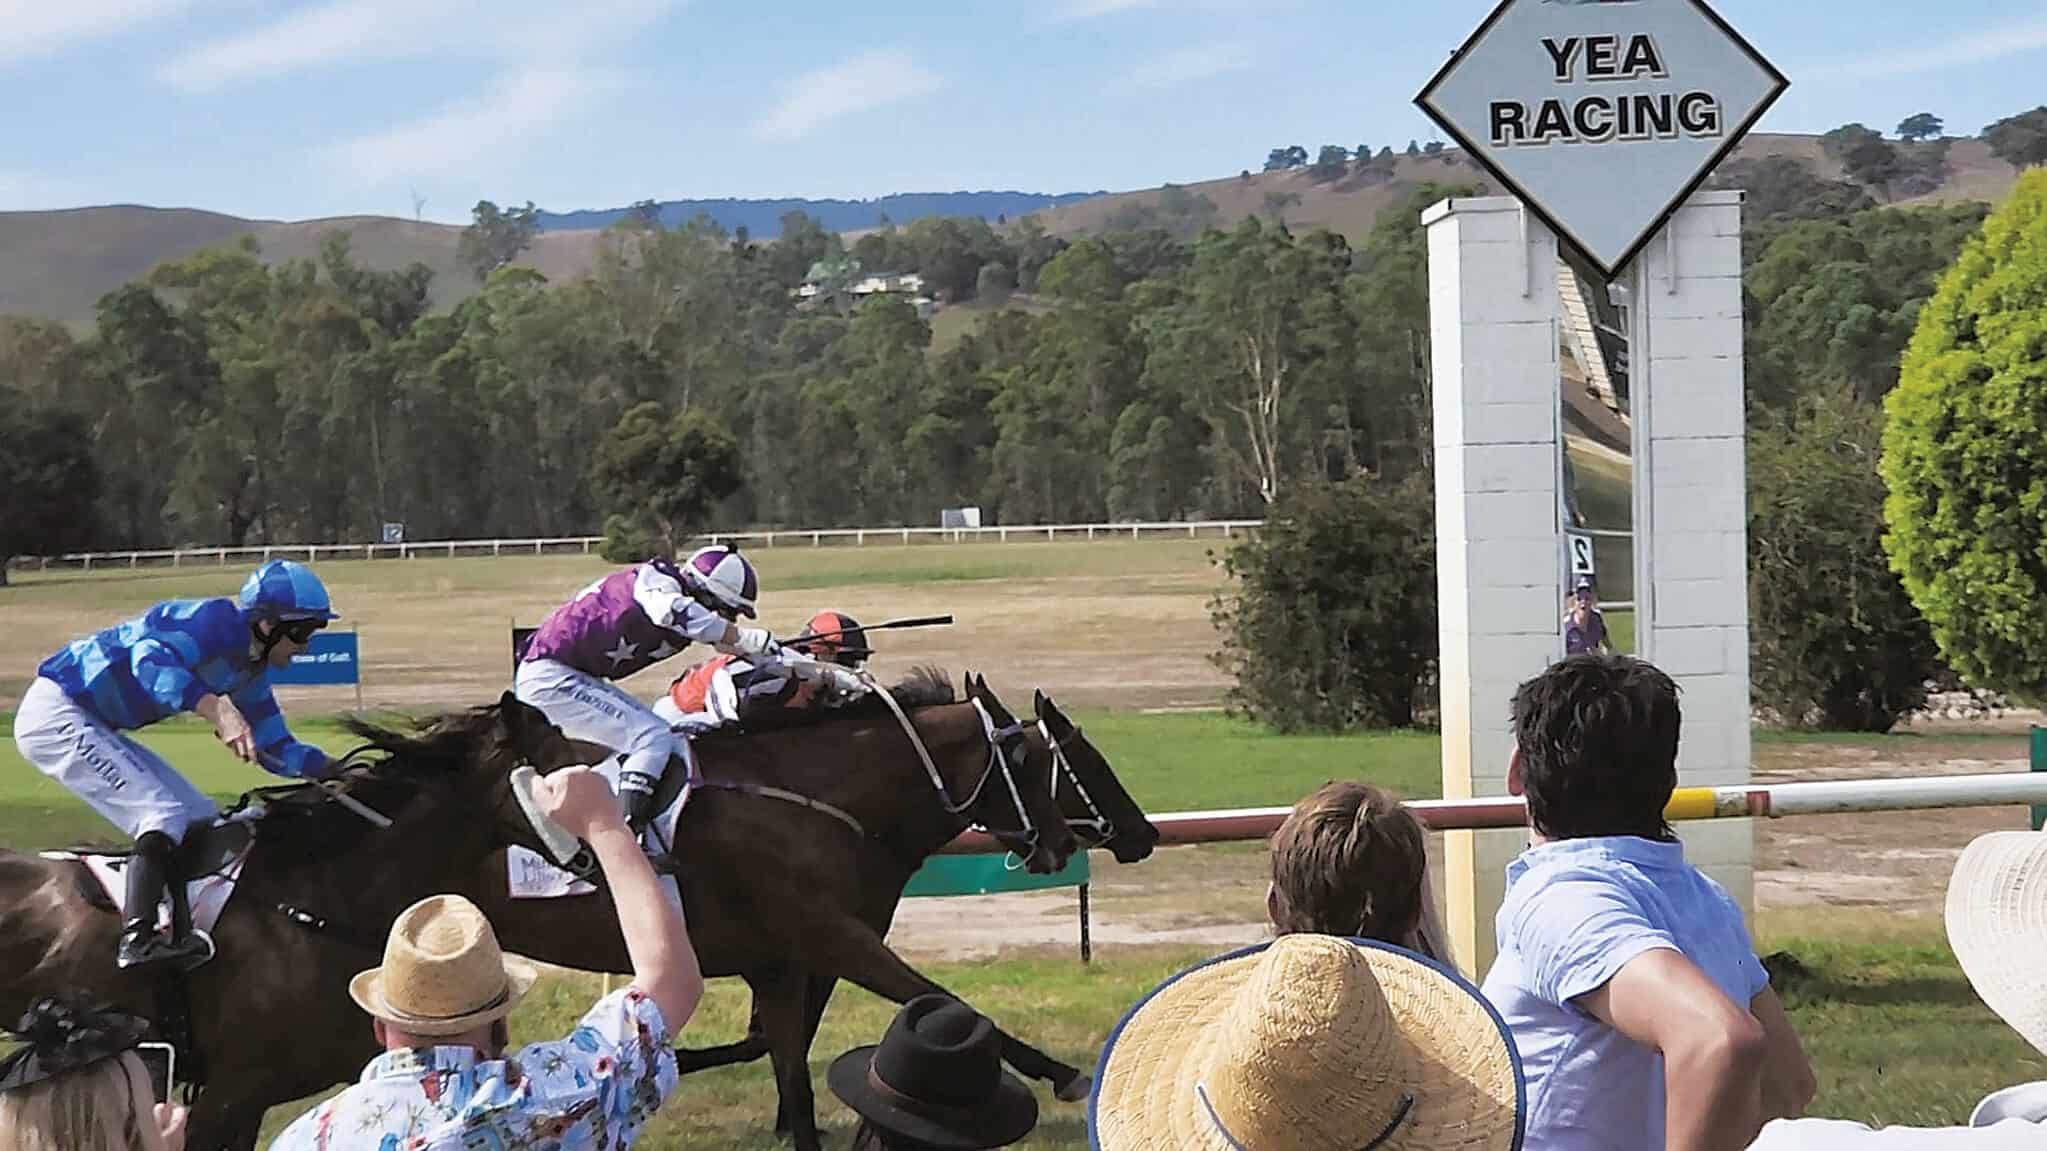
top-left (116, 831), bottom-right (210, 971)
top-left (620, 776), bottom-right (658, 837)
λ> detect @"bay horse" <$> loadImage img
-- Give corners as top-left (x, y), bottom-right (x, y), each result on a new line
top-left (465, 668), bottom-right (1121, 1151)
top-left (0, 693), bottom-right (586, 1151)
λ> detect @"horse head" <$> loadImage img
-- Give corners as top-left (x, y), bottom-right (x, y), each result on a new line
top-left (964, 674), bottom-right (1159, 864)
top-left (940, 673), bottom-right (1077, 877)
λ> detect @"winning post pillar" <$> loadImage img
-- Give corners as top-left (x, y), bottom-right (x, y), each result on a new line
top-left (1426, 196), bottom-right (1565, 980)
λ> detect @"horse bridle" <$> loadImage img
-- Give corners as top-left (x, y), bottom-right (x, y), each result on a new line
top-left (1040, 717), bottom-right (1116, 847)
top-left (863, 675), bottom-right (1044, 862)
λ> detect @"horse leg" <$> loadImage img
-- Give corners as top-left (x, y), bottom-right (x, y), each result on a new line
top-left (756, 966), bottom-right (827, 1151)
top-left (772, 974), bottom-right (843, 1135)
top-left (813, 914), bottom-right (1091, 1101)
top-left (673, 1012), bottom-right (770, 1075)
top-left (183, 1090), bottom-right (265, 1151)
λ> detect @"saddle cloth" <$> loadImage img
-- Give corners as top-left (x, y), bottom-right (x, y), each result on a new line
top-left (41, 816), bottom-right (258, 939)
top-left (506, 755), bottom-right (688, 900)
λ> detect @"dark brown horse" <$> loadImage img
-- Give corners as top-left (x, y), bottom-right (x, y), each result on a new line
top-left (0, 695), bottom-right (585, 1151)
top-left (466, 669), bottom-right (1133, 1151)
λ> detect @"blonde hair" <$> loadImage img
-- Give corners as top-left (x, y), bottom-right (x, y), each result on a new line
top-left (0, 1051), bottom-right (158, 1151)
top-left (1269, 781), bottom-right (1446, 960)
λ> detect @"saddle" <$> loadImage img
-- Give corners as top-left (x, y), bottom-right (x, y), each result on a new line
top-left (42, 816), bottom-right (259, 965)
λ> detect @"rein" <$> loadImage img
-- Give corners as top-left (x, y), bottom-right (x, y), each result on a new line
top-left (864, 672), bottom-right (1039, 855)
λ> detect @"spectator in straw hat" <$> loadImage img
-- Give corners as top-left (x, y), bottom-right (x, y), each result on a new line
top-left (1266, 780), bottom-right (1448, 960)
top-left (270, 765), bottom-right (703, 1150)
top-left (1482, 654), bottom-right (1814, 1151)
top-left (1745, 828), bottom-right (2047, 1148)
top-left (827, 993), bottom-right (1038, 1149)
top-left (1090, 932), bottom-right (1524, 1149)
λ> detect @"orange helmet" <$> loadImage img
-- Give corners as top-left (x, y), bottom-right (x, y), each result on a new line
top-left (794, 611), bottom-right (872, 668)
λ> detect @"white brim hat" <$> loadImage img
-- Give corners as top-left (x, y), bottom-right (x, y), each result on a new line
top-left (1946, 829), bottom-right (2047, 1059)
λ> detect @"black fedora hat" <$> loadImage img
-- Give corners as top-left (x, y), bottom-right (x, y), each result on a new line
top-left (828, 995), bottom-right (1038, 1149)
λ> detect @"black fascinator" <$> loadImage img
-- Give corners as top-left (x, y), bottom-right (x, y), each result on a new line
top-left (0, 995), bottom-right (151, 1094)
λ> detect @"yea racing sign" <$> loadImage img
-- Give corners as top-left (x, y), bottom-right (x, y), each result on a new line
top-left (1416, 0), bottom-right (1787, 278)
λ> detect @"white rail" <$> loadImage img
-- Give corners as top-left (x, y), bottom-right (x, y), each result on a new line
top-left (7, 520), bottom-right (1267, 572)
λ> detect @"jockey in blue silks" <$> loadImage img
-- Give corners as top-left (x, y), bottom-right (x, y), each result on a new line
top-left (12, 560), bottom-right (340, 970)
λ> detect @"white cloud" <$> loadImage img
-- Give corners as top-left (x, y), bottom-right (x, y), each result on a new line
top-left (161, 0), bottom-right (675, 90)
top-left (314, 66), bottom-right (627, 187)
top-left (0, 170), bottom-right (90, 210)
top-left (752, 50), bottom-right (943, 143)
top-left (0, 0), bottom-right (192, 66)
top-left (1050, 0), bottom-right (1160, 21)
top-left (1130, 42), bottom-right (1250, 89)
top-left (1804, 18), bottom-right (2047, 83)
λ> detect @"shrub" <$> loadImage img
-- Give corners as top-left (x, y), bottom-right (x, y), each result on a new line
top-left (1880, 170), bottom-right (2047, 701)
top-left (1210, 471), bottom-right (1436, 731)
top-left (1749, 389), bottom-right (1941, 730)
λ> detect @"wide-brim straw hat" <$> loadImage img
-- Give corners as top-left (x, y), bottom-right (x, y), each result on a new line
top-left (1947, 830), bottom-right (2047, 1055)
top-left (1091, 934), bottom-right (1523, 1150)
top-left (349, 894), bottom-right (538, 1036)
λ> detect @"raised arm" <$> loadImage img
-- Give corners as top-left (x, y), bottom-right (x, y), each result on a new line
top-left (536, 766), bottom-right (703, 1030)
top-left (1575, 949), bottom-right (1768, 1151)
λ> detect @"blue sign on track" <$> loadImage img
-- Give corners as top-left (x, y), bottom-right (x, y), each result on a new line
top-left (271, 631), bottom-right (361, 686)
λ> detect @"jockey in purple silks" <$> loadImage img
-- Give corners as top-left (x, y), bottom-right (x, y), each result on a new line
top-left (514, 545), bottom-right (792, 834)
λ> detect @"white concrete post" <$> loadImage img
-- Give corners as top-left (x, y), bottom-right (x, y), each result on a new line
top-left (1425, 196), bottom-right (1565, 980)
top-left (1632, 189), bottom-right (1754, 915)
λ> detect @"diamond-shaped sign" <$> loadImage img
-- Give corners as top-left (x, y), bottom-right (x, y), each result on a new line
top-left (1417, 0), bottom-right (1787, 279)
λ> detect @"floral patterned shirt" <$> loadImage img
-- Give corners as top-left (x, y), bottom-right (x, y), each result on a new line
top-left (269, 987), bottom-right (677, 1151)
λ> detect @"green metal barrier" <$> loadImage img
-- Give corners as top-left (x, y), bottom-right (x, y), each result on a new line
top-left (903, 853), bottom-right (1093, 961)
top-left (2032, 726), bottom-right (2046, 832)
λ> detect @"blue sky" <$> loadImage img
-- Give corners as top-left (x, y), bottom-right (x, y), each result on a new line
top-left (0, 0), bottom-right (2042, 224)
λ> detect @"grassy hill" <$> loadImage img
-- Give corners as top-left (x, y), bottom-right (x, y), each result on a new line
top-left (0, 134), bottom-right (2021, 327)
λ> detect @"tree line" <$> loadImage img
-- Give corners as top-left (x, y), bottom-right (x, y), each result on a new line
top-left (0, 185), bottom-right (1453, 570)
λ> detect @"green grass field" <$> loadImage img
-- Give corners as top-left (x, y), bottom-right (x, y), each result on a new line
top-left (237, 929), bottom-right (2041, 1148)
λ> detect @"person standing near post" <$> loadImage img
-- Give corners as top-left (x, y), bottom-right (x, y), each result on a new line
top-left (1564, 577), bottom-right (1611, 655)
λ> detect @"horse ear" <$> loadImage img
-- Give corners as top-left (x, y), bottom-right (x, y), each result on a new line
top-left (1032, 688), bottom-right (1047, 715)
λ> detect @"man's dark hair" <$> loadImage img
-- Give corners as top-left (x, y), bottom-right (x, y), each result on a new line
top-left (1511, 654), bottom-right (1681, 841)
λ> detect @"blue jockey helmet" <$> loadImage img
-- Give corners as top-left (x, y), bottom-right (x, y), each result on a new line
top-left (239, 560), bottom-right (341, 623)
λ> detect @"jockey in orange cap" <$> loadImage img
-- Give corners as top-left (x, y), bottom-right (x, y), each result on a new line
top-left (653, 611), bottom-right (872, 733)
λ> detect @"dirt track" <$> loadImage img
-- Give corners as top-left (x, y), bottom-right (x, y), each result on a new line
top-left (884, 732), bottom-right (2038, 961)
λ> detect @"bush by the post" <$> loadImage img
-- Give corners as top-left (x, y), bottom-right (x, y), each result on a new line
top-left (1749, 389), bottom-right (1942, 730)
top-left (1881, 170), bottom-right (2047, 701)
top-left (1209, 471), bottom-right (1436, 732)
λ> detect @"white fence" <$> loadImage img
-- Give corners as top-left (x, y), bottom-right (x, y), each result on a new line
top-left (7, 520), bottom-right (1267, 572)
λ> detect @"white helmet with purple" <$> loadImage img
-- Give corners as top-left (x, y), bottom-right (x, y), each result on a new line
top-left (681, 544), bottom-right (759, 619)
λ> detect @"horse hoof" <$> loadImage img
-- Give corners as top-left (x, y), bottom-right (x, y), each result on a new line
top-left (1055, 1073), bottom-right (1092, 1103)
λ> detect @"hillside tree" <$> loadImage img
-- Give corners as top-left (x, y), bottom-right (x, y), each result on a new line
top-left (457, 199), bottom-right (540, 282)
top-left (1897, 113), bottom-right (1944, 142)
top-left (1312, 145), bottom-right (1351, 182)
top-left (1983, 107), bottom-right (2047, 169)
top-left (1821, 124), bottom-right (1904, 195)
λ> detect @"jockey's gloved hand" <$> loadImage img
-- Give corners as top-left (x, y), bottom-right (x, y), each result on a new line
top-left (731, 626), bottom-right (779, 658)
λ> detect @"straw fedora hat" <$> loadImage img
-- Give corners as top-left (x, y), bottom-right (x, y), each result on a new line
top-left (1090, 934), bottom-right (1523, 1151)
top-left (349, 894), bottom-right (538, 1037)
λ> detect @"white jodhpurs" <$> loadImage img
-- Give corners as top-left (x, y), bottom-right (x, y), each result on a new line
top-left (513, 659), bottom-right (688, 796)
top-left (12, 676), bottom-right (219, 842)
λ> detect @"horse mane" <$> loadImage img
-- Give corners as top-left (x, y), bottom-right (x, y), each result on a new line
top-left (696, 665), bottom-right (957, 740)
top-left (238, 707), bottom-right (494, 867)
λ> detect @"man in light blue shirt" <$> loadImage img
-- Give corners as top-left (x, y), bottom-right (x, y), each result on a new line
top-left (1480, 653), bottom-right (1815, 1151)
